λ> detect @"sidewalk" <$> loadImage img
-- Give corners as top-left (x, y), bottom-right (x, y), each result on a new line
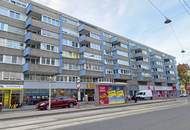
top-left (0, 99), bottom-right (176, 121)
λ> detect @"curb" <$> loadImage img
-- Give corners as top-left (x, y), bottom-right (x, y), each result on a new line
top-left (0, 99), bottom-right (176, 121)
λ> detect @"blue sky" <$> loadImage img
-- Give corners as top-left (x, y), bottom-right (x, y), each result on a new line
top-left (33, 0), bottom-right (190, 64)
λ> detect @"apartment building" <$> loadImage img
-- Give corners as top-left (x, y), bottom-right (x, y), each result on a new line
top-left (0, 0), bottom-right (177, 107)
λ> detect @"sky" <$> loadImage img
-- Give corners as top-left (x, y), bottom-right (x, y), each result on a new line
top-left (33, 0), bottom-right (190, 64)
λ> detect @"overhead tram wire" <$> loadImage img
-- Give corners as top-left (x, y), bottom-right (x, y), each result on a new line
top-left (147, 0), bottom-right (185, 55)
top-left (182, 0), bottom-right (190, 11)
top-left (179, 0), bottom-right (190, 15)
top-left (147, 0), bottom-right (171, 22)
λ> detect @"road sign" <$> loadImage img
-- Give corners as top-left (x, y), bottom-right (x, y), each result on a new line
top-left (76, 78), bottom-right (80, 89)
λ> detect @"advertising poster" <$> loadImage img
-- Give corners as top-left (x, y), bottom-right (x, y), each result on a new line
top-left (99, 85), bottom-right (109, 105)
top-left (108, 86), bottom-right (117, 104)
top-left (108, 86), bottom-right (125, 104)
top-left (115, 86), bottom-right (125, 104)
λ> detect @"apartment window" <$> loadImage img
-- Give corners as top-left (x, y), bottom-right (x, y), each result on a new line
top-left (62, 51), bottom-right (79, 59)
top-left (83, 52), bottom-right (101, 61)
top-left (4, 0), bottom-right (27, 8)
top-left (41, 30), bottom-right (58, 39)
top-left (62, 39), bottom-right (79, 48)
top-left (0, 22), bottom-right (8, 31)
top-left (90, 43), bottom-right (100, 50)
top-left (42, 57), bottom-right (46, 64)
top-left (10, 10), bottom-right (20, 19)
top-left (120, 43), bottom-right (128, 49)
top-left (12, 56), bottom-right (17, 64)
top-left (42, 16), bottom-right (59, 26)
top-left (62, 27), bottom-right (79, 37)
top-left (51, 58), bottom-right (55, 65)
top-left (46, 58), bottom-right (50, 64)
top-left (0, 55), bottom-right (3, 63)
top-left (41, 43), bottom-right (58, 53)
top-left (117, 50), bottom-right (128, 57)
top-left (63, 17), bottom-right (79, 26)
top-left (118, 60), bottom-right (129, 66)
top-left (90, 32), bottom-right (101, 40)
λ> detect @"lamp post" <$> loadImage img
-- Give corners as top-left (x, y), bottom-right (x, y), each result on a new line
top-left (48, 77), bottom-right (54, 110)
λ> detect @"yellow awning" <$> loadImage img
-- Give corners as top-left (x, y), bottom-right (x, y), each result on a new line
top-left (0, 88), bottom-right (23, 91)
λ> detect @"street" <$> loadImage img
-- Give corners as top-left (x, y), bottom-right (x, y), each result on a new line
top-left (0, 98), bottom-right (189, 130)
top-left (64, 99), bottom-right (190, 130)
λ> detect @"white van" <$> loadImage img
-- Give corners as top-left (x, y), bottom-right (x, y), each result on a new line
top-left (136, 90), bottom-right (153, 100)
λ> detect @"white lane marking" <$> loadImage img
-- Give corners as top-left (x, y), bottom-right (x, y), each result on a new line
top-left (4, 102), bottom-right (189, 130)
top-left (0, 101), bottom-right (179, 128)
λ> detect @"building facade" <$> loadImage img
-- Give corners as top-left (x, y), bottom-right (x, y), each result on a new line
top-left (0, 0), bottom-right (177, 107)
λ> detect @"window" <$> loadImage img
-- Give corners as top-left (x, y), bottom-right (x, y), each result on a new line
top-left (63, 17), bottom-right (79, 26)
top-left (62, 27), bottom-right (79, 37)
top-left (0, 55), bottom-right (3, 63)
top-left (90, 32), bottom-right (101, 40)
top-left (90, 43), bottom-right (100, 50)
top-left (12, 56), bottom-right (17, 64)
top-left (83, 52), bottom-right (101, 61)
top-left (0, 22), bottom-right (8, 31)
top-left (41, 43), bottom-right (58, 53)
top-left (42, 16), bottom-right (59, 26)
top-left (42, 57), bottom-right (46, 64)
top-left (51, 58), bottom-right (55, 65)
top-left (118, 60), bottom-right (129, 66)
top-left (120, 43), bottom-right (128, 49)
top-left (62, 39), bottom-right (79, 48)
top-left (10, 10), bottom-right (20, 19)
top-left (62, 51), bottom-right (79, 59)
top-left (41, 30), bottom-right (58, 39)
top-left (117, 50), bottom-right (128, 57)
top-left (4, 0), bottom-right (27, 8)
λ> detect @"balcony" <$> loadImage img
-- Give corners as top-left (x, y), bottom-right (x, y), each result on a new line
top-left (24, 32), bottom-right (32, 44)
top-left (79, 35), bottom-right (100, 44)
top-left (23, 63), bottom-right (58, 74)
top-left (79, 46), bottom-right (101, 54)
top-left (80, 69), bottom-right (104, 77)
top-left (24, 32), bottom-right (58, 45)
top-left (23, 47), bottom-right (31, 57)
top-left (23, 63), bottom-right (30, 72)
top-left (26, 3), bottom-right (41, 19)
top-left (26, 3), bottom-right (32, 15)
top-left (111, 37), bottom-right (126, 45)
top-left (78, 24), bottom-right (94, 34)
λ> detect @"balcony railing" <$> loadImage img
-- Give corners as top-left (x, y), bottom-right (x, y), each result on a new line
top-left (26, 3), bottom-right (32, 15)
top-left (23, 47), bottom-right (31, 57)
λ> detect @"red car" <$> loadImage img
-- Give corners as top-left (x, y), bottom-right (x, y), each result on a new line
top-left (36, 96), bottom-right (77, 110)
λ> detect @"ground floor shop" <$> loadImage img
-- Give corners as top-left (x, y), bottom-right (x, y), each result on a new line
top-left (0, 85), bottom-right (23, 108)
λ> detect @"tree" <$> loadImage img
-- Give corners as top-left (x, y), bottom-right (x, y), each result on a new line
top-left (177, 64), bottom-right (190, 91)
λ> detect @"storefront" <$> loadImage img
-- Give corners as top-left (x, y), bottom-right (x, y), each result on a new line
top-left (0, 85), bottom-right (23, 108)
top-left (97, 83), bottom-right (127, 105)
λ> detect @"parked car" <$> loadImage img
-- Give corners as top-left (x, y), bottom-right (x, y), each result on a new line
top-left (136, 90), bottom-right (153, 100)
top-left (36, 96), bottom-right (77, 110)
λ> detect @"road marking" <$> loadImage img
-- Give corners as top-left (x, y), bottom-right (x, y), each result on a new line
top-left (2, 101), bottom-right (189, 130)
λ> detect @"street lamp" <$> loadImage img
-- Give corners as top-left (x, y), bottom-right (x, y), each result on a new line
top-left (48, 77), bottom-right (54, 110)
top-left (164, 17), bottom-right (172, 24)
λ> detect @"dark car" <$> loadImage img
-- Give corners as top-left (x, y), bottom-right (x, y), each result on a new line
top-left (36, 96), bottom-right (77, 110)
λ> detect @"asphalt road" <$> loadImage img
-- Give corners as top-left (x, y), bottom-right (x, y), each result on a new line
top-left (63, 100), bottom-right (190, 130)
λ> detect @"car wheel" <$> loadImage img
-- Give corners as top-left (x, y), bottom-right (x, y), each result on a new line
top-left (68, 103), bottom-right (74, 108)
